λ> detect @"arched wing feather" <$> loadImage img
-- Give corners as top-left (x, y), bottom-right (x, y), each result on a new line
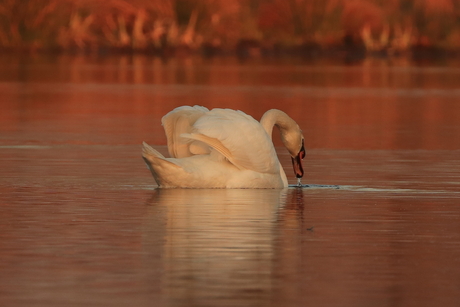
top-left (188, 109), bottom-right (279, 174)
top-left (162, 105), bottom-right (209, 158)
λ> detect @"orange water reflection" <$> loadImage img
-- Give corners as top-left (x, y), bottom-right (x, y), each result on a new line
top-left (1, 55), bottom-right (460, 306)
top-left (1, 55), bottom-right (459, 150)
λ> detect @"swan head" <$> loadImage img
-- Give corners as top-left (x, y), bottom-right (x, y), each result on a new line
top-left (282, 130), bottom-right (305, 178)
top-left (292, 138), bottom-right (305, 178)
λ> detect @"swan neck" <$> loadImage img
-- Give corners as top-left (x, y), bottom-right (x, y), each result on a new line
top-left (261, 113), bottom-right (276, 139)
top-left (260, 109), bottom-right (294, 139)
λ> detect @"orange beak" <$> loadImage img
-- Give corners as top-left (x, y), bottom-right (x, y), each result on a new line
top-left (291, 140), bottom-right (305, 178)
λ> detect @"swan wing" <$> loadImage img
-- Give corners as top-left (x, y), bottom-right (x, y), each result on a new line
top-left (185, 108), bottom-right (279, 174)
top-left (162, 105), bottom-right (209, 158)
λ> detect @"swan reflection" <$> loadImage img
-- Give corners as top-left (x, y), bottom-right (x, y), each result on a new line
top-left (144, 188), bottom-right (304, 306)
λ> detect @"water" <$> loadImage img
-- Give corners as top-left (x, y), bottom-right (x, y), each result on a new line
top-left (1, 55), bottom-right (460, 306)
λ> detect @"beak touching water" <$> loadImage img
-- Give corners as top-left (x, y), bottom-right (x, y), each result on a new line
top-left (291, 140), bottom-right (306, 178)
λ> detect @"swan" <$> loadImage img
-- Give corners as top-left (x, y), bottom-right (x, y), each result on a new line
top-left (142, 106), bottom-right (305, 188)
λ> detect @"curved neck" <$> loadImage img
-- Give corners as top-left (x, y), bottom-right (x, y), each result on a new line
top-left (260, 109), bottom-right (295, 139)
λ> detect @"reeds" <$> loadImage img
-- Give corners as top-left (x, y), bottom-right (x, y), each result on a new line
top-left (0, 0), bottom-right (459, 55)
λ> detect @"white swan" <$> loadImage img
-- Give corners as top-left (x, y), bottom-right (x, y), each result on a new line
top-left (142, 106), bottom-right (305, 188)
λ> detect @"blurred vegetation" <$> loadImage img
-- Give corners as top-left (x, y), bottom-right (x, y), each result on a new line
top-left (0, 0), bottom-right (459, 56)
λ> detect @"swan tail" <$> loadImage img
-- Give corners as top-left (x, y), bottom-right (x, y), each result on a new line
top-left (142, 141), bottom-right (165, 159)
top-left (142, 142), bottom-right (180, 170)
top-left (142, 142), bottom-right (182, 188)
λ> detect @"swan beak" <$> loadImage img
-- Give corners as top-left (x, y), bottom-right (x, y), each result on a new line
top-left (291, 141), bottom-right (306, 178)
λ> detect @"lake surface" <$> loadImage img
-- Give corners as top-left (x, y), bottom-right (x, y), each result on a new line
top-left (1, 54), bottom-right (460, 306)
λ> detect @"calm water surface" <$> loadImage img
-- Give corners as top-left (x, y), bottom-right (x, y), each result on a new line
top-left (1, 55), bottom-right (460, 307)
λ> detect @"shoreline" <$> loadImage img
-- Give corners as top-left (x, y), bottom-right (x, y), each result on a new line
top-left (2, 43), bottom-right (459, 63)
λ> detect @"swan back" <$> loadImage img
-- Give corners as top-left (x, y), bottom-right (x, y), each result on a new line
top-left (185, 108), bottom-right (280, 174)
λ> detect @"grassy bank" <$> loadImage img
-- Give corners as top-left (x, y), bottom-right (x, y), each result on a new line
top-left (1, 0), bottom-right (460, 57)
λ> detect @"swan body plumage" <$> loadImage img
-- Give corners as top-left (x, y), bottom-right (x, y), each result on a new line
top-left (142, 106), bottom-right (305, 189)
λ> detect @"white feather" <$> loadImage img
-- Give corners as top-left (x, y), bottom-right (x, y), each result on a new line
top-left (142, 106), bottom-right (304, 188)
